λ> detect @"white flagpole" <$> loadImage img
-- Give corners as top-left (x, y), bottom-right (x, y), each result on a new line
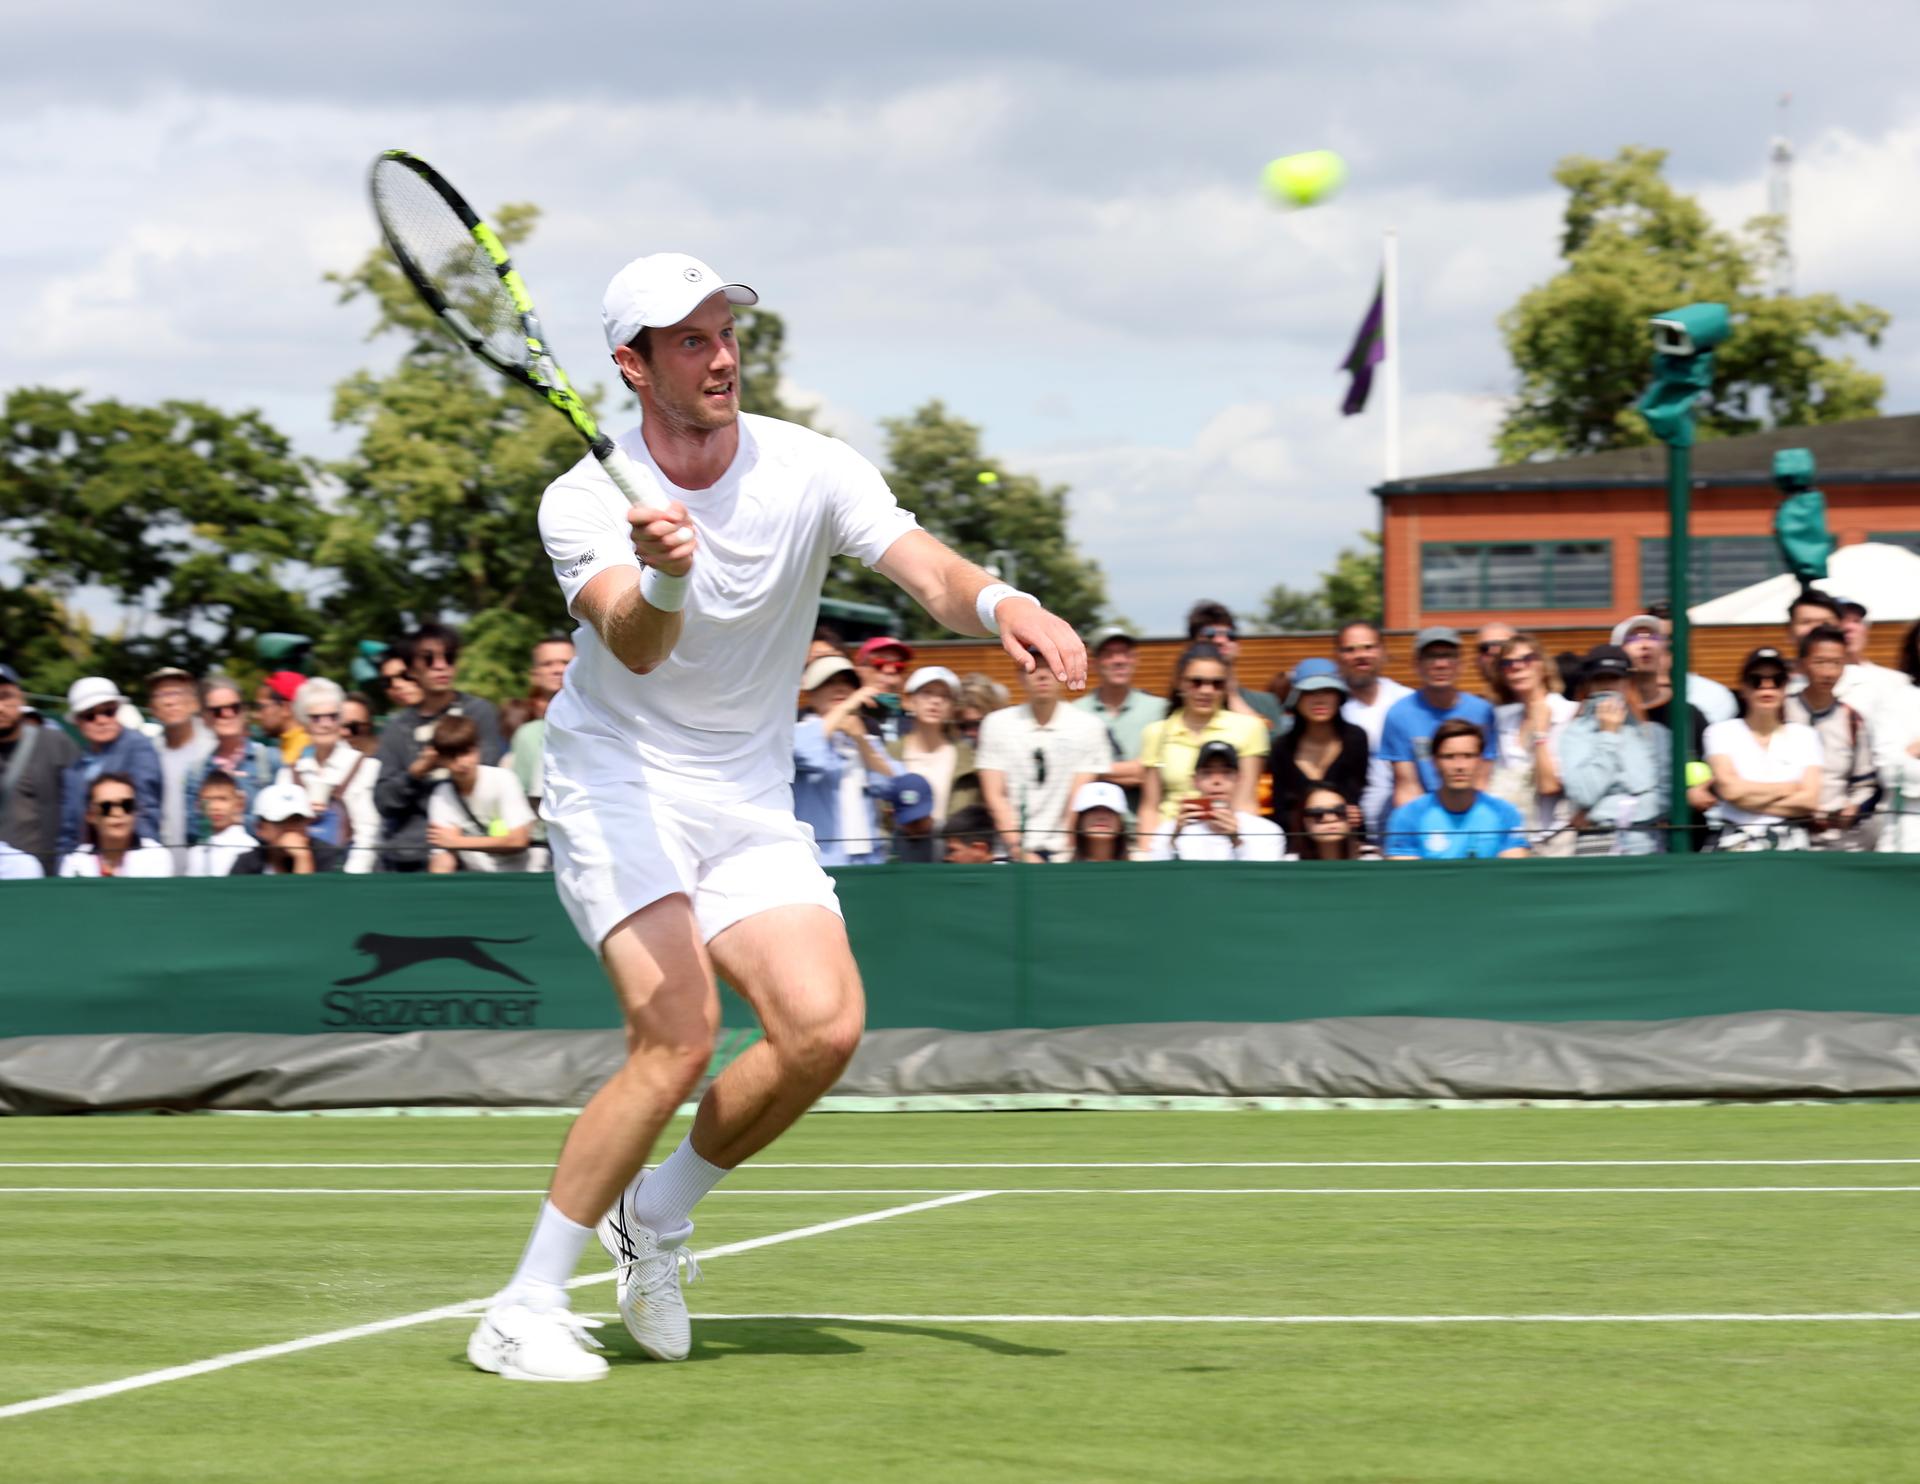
top-left (1382, 227), bottom-right (1402, 481)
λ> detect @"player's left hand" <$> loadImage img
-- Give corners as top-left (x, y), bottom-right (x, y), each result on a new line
top-left (998, 598), bottom-right (1087, 689)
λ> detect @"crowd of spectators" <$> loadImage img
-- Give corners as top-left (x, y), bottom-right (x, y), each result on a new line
top-left (5, 588), bottom-right (1920, 881)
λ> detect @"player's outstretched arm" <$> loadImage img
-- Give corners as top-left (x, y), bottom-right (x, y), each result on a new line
top-left (570, 502), bottom-right (697, 675)
top-left (874, 530), bottom-right (1087, 688)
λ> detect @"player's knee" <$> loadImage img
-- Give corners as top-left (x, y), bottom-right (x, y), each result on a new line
top-left (627, 1030), bottom-right (715, 1100)
top-left (787, 1006), bottom-right (863, 1083)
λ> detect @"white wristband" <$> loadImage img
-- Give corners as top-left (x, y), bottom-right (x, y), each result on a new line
top-left (975, 582), bottom-right (1032, 635)
top-left (640, 566), bottom-right (690, 613)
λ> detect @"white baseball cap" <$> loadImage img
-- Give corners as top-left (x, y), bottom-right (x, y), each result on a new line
top-left (904, 665), bottom-right (961, 695)
top-left (252, 781), bottom-right (314, 824)
top-left (602, 253), bottom-right (757, 352)
top-left (800, 655), bottom-right (859, 692)
top-left (1610, 614), bottom-right (1665, 645)
top-left (66, 676), bottom-right (127, 721)
top-left (1070, 781), bottom-right (1128, 817)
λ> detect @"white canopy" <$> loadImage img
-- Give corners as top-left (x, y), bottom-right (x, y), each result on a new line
top-left (1689, 541), bottom-right (1920, 624)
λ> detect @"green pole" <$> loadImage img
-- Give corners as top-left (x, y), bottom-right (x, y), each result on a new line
top-left (1666, 443), bottom-right (1692, 853)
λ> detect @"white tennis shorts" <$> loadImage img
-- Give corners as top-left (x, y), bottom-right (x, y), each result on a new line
top-left (542, 725), bottom-right (841, 951)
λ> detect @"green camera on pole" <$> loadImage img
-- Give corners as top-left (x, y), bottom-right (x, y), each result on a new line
top-left (1634, 301), bottom-right (1729, 852)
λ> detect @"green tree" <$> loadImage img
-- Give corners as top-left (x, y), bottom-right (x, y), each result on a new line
top-left (734, 307), bottom-right (815, 425)
top-left (323, 202), bottom-right (590, 688)
top-left (1260, 531), bottom-right (1381, 631)
top-left (823, 401), bottom-right (1107, 638)
top-left (1497, 147), bottom-right (1889, 461)
top-left (0, 387), bottom-right (322, 691)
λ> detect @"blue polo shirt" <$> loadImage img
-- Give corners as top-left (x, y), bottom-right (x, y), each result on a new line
top-left (1378, 690), bottom-right (1499, 793)
top-left (1384, 792), bottom-right (1526, 860)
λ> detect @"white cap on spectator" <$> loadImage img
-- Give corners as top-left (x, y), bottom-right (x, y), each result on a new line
top-left (904, 665), bottom-right (960, 695)
top-left (602, 254), bottom-right (757, 352)
top-left (800, 655), bottom-right (859, 691)
top-left (1070, 781), bottom-right (1128, 816)
top-left (66, 676), bottom-right (127, 721)
top-left (253, 781), bottom-right (314, 823)
top-left (1610, 614), bottom-right (1664, 645)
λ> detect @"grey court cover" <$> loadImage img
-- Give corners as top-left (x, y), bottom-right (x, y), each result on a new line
top-left (3, 1012), bottom-right (1920, 1114)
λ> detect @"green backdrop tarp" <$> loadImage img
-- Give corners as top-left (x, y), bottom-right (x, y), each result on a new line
top-left (1, 856), bottom-right (1916, 1039)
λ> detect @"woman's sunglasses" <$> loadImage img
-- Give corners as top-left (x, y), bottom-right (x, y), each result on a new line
top-left (1302, 806), bottom-right (1347, 822)
top-left (92, 799), bottom-right (136, 816)
top-left (207, 703), bottom-right (243, 718)
top-left (1186, 676), bottom-right (1229, 690)
top-left (344, 720), bottom-right (372, 736)
top-left (1499, 655), bottom-right (1539, 670)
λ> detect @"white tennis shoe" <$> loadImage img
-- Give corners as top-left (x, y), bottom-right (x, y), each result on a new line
top-left (467, 1302), bottom-right (609, 1383)
top-left (597, 1197), bottom-right (700, 1362)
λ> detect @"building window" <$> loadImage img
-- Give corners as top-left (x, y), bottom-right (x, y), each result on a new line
top-left (1419, 542), bottom-right (1613, 610)
top-left (1639, 537), bottom-right (1787, 604)
top-left (1869, 531), bottom-right (1920, 559)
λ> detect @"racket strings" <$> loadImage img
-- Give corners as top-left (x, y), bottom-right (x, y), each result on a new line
top-left (371, 160), bottom-right (527, 370)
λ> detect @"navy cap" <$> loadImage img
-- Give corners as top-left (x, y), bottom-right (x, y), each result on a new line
top-left (879, 772), bottom-right (935, 826)
top-left (1581, 644), bottom-right (1633, 680)
top-left (0, 663), bottom-right (20, 688)
top-left (1195, 739), bottom-right (1241, 771)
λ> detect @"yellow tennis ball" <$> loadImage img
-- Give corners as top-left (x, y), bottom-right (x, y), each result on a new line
top-left (976, 471), bottom-right (999, 485)
top-left (1685, 761), bottom-right (1713, 788)
top-left (1263, 150), bottom-right (1347, 208)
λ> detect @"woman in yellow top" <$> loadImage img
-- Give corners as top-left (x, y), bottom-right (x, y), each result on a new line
top-left (1136, 643), bottom-right (1270, 845)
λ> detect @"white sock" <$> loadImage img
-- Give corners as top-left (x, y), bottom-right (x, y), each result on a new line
top-left (499, 1199), bottom-right (595, 1311)
top-left (631, 1138), bottom-right (730, 1236)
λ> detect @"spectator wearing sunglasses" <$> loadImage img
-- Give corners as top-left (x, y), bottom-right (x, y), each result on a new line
top-left (58, 771), bottom-right (173, 878)
top-left (189, 677), bottom-right (283, 840)
top-left (341, 692), bottom-right (381, 757)
top-left (373, 622), bottom-right (505, 871)
top-left (853, 636), bottom-right (914, 743)
top-left (378, 638), bottom-right (423, 714)
top-left (1380, 629), bottom-right (1499, 811)
top-left (1383, 720), bottom-right (1528, 861)
top-left (1135, 643), bottom-right (1269, 847)
top-left (955, 673), bottom-right (1010, 749)
top-left (1297, 784), bottom-right (1380, 861)
top-left (977, 652), bottom-right (1114, 861)
top-left (1474, 622), bottom-right (1516, 691)
top-left (290, 677), bottom-right (384, 874)
top-left (1185, 601), bottom-right (1284, 734)
top-left (1144, 740), bottom-right (1286, 861)
top-left (55, 677), bottom-right (163, 858)
top-left (1488, 635), bottom-right (1576, 855)
top-left (1267, 658), bottom-right (1368, 846)
top-left (1704, 647), bottom-right (1822, 851)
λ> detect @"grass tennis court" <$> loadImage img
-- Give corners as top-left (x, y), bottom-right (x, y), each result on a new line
top-left (5, 1105), bottom-right (1919, 1483)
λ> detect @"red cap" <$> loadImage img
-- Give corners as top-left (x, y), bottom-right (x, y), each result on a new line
top-left (855, 636), bottom-right (914, 664)
top-left (266, 670), bottom-right (306, 702)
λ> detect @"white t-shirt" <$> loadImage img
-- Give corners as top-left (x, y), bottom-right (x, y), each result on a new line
top-left (1343, 676), bottom-right (1413, 834)
top-left (897, 737), bottom-right (960, 825)
top-left (1704, 719), bottom-right (1823, 827)
top-left (58, 839), bottom-right (175, 878)
top-left (539, 416), bottom-right (919, 799)
top-left (1147, 812), bottom-right (1288, 862)
top-left (975, 703), bottom-right (1115, 856)
top-left (1493, 693), bottom-right (1576, 832)
top-left (428, 766), bottom-right (538, 873)
top-left (0, 842), bottom-right (44, 880)
top-left (187, 824), bottom-right (257, 878)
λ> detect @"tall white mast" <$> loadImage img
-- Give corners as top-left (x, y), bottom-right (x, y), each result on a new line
top-left (1768, 92), bottom-right (1794, 297)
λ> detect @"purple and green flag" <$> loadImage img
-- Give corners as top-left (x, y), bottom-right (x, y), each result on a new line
top-left (1340, 275), bottom-right (1385, 415)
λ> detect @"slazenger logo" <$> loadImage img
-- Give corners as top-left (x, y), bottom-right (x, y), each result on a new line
top-left (321, 932), bottom-right (541, 1032)
top-left (559, 549), bottom-right (596, 579)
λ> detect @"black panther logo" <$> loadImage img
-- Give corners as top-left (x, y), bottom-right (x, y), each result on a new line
top-left (333, 933), bottom-right (535, 987)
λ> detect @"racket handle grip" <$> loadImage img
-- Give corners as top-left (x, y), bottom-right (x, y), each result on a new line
top-left (591, 435), bottom-right (658, 511)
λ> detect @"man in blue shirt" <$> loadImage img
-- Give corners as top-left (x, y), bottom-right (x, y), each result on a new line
top-left (1385, 718), bottom-right (1529, 860)
top-left (1381, 627), bottom-right (1499, 811)
top-left (56, 677), bottom-right (162, 856)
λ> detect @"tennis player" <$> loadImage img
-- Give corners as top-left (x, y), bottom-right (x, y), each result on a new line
top-left (468, 254), bottom-right (1086, 1381)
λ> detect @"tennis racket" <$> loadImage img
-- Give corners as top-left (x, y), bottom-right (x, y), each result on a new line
top-left (366, 148), bottom-right (662, 514)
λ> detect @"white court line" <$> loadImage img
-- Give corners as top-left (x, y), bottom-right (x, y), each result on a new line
top-left (666, 1310), bottom-right (1920, 1326)
top-left (0, 1190), bottom-right (995, 1423)
top-left (7, 1158), bottom-right (1920, 1170)
top-left (6, 1185), bottom-right (1920, 1197)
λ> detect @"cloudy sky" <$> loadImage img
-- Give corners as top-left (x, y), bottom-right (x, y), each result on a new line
top-left (11, 0), bottom-right (1919, 632)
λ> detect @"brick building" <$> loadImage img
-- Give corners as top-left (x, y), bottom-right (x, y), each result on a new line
top-left (1375, 415), bottom-right (1920, 631)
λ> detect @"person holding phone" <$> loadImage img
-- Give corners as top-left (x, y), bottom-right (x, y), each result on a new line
top-left (1135, 644), bottom-right (1269, 847)
top-left (1143, 740), bottom-right (1286, 861)
top-left (1559, 645), bottom-right (1673, 856)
